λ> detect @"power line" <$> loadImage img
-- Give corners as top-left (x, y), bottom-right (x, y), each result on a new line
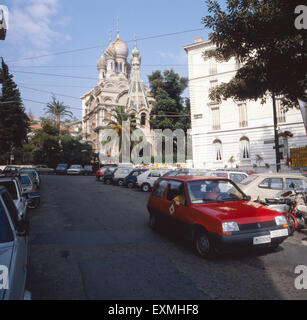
top-left (7, 27), bottom-right (204, 63)
top-left (22, 98), bottom-right (83, 111)
top-left (11, 70), bottom-right (97, 80)
top-left (19, 85), bottom-right (81, 100)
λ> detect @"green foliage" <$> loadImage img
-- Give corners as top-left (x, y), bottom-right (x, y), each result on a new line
top-left (0, 59), bottom-right (29, 160)
top-left (148, 69), bottom-right (190, 132)
top-left (202, 0), bottom-right (307, 108)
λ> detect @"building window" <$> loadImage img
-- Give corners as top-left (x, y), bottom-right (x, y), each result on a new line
top-left (141, 113), bottom-right (146, 126)
top-left (212, 107), bottom-right (221, 131)
top-left (194, 114), bottom-right (203, 120)
top-left (238, 103), bottom-right (248, 127)
top-left (276, 99), bottom-right (286, 123)
top-left (240, 137), bottom-right (250, 159)
top-left (209, 59), bottom-right (217, 75)
top-left (213, 139), bottom-right (223, 161)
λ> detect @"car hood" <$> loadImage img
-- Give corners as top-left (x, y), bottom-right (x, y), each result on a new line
top-left (0, 244), bottom-right (14, 300)
top-left (193, 201), bottom-right (280, 224)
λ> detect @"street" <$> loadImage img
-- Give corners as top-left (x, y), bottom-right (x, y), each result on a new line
top-left (26, 175), bottom-right (307, 300)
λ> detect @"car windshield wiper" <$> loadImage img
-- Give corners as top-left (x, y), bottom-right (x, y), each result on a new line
top-left (202, 199), bottom-right (225, 203)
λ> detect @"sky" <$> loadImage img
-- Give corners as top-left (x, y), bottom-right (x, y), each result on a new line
top-left (1, 0), bottom-right (213, 120)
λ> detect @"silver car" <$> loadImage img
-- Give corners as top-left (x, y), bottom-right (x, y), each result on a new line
top-left (67, 165), bottom-right (85, 175)
top-left (0, 186), bottom-right (30, 300)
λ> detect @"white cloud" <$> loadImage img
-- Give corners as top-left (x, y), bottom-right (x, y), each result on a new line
top-left (5, 0), bottom-right (70, 65)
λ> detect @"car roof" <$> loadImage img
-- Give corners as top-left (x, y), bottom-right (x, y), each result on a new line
top-left (160, 176), bottom-right (227, 182)
top-left (250, 173), bottom-right (307, 179)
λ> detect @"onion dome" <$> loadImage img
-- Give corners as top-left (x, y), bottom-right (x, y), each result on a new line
top-left (97, 55), bottom-right (106, 69)
top-left (105, 42), bottom-right (116, 59)
top-left (113, 37), bottom-right (129, 58)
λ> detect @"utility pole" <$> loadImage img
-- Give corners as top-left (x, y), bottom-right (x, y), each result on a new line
top-left (272, 93), bottom-right (281, 172)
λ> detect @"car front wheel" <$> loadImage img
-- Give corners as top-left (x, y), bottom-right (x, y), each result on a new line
top-left (142, 183), bottom-right (150, 192)
top-left (127, 182), bottom-right (134, 189)
top-left (194, 230), bottom-right (214, 259)
top-left (118, 179), bottom-right (124, 186)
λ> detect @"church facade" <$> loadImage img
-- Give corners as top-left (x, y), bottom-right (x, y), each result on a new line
top-left (81, 32), bottom-right (154, 161)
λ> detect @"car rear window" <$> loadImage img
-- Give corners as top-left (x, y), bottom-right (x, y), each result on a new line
top-left (152, 180), bottom-right (168, 199)
top-left (0, 181), bottom-right (18, 200)
top-left (21, 176), bottom-right (32, 185)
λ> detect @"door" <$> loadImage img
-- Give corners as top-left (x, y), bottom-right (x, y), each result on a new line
top-left (1, 192), bottom-right (27, 300)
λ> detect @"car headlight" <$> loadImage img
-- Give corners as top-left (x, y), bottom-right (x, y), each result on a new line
top-left (275, 215), bottom-right (288, 226)
top-left (222, 222), bottom-right (239, 232)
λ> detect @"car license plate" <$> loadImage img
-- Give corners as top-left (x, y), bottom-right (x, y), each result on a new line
top-left (253, 235), bottom-right (271, 245)
top-left (270, 229), bottom-right (289, 238)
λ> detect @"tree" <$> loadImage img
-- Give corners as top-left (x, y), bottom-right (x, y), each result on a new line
top-left (202, 0), bottom-right (307, 171)
top-left (0, 59), bottom-right (29, 162)
top-left (148, 69), bottom-right (190, 132)
top-left (102, 106), bottom-right (138, 162)
top-left (45, 95), bottom-right (73, 131)
top-left (202, 0), bottom-right (306, 107)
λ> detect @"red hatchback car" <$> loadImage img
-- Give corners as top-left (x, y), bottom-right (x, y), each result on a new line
top-left (147, 176), bottom-right (289, 258)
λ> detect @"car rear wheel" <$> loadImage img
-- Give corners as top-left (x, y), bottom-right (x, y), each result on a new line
top-left (105, 179), bottom-right (111, 185)
top-left (194, 230), bottom-right (214, 259)
top-left (127, 182), bottom-right (134, 189)
top-left (118, 179), bottom-right (124, 186)
top-left (142, 183), bottom-right (150, 192)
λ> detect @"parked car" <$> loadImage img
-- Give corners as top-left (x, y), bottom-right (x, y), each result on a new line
top-left (19, 168), bottom-right (40, 188)
top-left (137, 169), bottom-right (170, 192)
top-left (67, 165), bottom-right (85, 175)
top-left (1, 166), bottom-right (20, 176)
top-left (96, 167), bottom-right (109, 181)
top-left (84, 165), bottom-right (94, 176)
top-left (0, 186), bottom-right (30, 300)
top-left (112, 167), bottom-right (134, 186)
top-left (35, 165), bottom-right (55, 175)
top-left (237, 173), bottom-right (307, 202)
top-left (19, 174), bottom-right (41, 209)
top-left (147, 176), bottom-right (289, 258)
top-left (103, 167), bottom-right (118, 185)
top-left (0, 176), bottom-right (27, 219)
top-left (205, 170), bottom-right (248, 184)
top-left (123, 169), bottom-right (148, 189)
top-left (55, 164), bottom-right (69, 175)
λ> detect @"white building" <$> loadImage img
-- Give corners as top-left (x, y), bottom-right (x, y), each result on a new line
top-left (184, 37), bottom-right (307, 170)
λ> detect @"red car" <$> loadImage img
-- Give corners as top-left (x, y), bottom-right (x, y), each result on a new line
top-left (96, 167), bottom-right (109, 181)
top-left (147, 176), bottom-right (289, 258)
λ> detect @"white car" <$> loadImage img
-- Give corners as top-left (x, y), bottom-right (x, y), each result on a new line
top-left (0, 186), bottom-right (30, 300)
top-left (137, 170), bottom-right (170, 192)
top-left (112, 168), bottom-right (133, 186)
top-left (237, 173), bottom-right (307, 202)
top-left (67, 165), bottom-right (85, 175)
top-left (205, 170), bottom-right (248, 184)
top-left (0, 176), bottom-right (27, 220)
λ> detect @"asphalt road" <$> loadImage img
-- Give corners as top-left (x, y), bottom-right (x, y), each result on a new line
top-left (26, 175), bottom-right (307, 300)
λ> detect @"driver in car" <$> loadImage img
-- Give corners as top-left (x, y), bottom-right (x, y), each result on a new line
top-left (204, 181), bottom-right (223, 201)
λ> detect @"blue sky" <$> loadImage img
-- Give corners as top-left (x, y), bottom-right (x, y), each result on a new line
top-left (1, 0), bottom-right (212, 120)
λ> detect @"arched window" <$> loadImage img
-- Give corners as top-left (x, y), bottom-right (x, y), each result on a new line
top-left (213, 139), bottom-right (222, 161)
top-left (141, 113), bottom-right (146, 126)
top-left (240, 137), bottom-right (250, 159)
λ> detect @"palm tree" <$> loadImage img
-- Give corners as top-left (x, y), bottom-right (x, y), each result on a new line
top-left (45, 95), bottom-right (73, 132)
top-left (102, 106), bottom-right (141, 162)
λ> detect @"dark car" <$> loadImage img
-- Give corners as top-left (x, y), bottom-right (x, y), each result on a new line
top-left (56, 164), bottom-right (68, 175)
top-left (103, 167), bottom-right (118, 185)
top-left (124, 169), bottom-right (148, 189)
top-left (84, 165), bottom-right (94, 176)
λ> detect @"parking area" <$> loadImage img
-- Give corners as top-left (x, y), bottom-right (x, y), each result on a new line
top-left (25, 175), bottom-right (307, 300)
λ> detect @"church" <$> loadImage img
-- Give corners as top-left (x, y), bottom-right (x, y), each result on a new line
top-left (81, 29), bottom-right (154, 161)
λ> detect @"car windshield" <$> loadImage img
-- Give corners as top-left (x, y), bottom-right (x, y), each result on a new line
top-left (71, 165), bottom-right (81, 169)
top-left (187, 179), bottom-right (246, 204)
top-left (0, 200), bottom-right (14, 243)
top-left (57, 164), bottom-right (67, 168)
top-left (0, 181), bottom-right (18, 200)
top-left (21, 175), bottom-right (32, 185)
top-left (239, 175), bottom-right (258, 185)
